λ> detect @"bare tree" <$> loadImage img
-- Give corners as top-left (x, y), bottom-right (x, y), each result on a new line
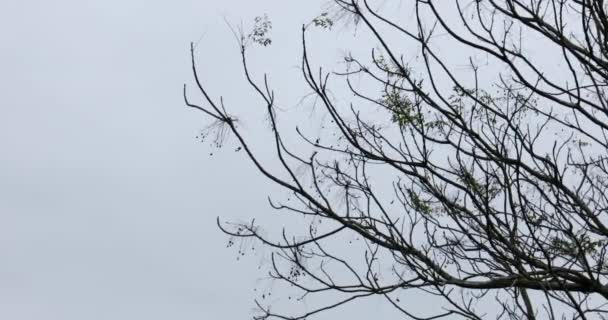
top-left (184, 1), bottom-right (608, 319)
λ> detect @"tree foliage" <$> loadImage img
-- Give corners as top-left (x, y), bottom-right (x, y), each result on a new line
top-left (185, 0), bottom-right (608, 319)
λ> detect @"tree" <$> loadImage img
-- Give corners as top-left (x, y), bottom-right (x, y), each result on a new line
top-left (184, 1), bottom-right (608, 319)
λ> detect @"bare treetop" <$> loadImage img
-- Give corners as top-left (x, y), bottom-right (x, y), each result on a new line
top-left (185, 1), bottom-right (608, 319)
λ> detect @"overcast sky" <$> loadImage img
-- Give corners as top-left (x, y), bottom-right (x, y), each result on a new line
top-left (0, 1), bottom-right (362, 319)
top-left (2, 0), bottom-right (578, 318)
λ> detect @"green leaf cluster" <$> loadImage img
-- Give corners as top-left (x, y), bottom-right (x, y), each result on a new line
top-left (381, 89), bottom-right (424, 127)
top-left (249, 14), bottom-right (272, 46)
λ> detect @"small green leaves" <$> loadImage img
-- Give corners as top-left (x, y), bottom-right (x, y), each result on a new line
top-left (407, 189), bottom-right (433, 215)
top-left (549, 235), bottom-right (606, 257)
top-left (459, 168), bottom-right (482, 193)
top-left (457, 167), bottom-right (501, 200)
top-left (312, 12), bottom-right (334, 30)
top-left (381, 88), bottom-right (424, 127)
top-left (249, 14), bottom-right (272, 46)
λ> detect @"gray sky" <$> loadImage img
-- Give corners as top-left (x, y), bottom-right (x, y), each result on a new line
top-left (3, 0), bottom-right (543, 318)
top-left (2, 0), bottom-right (575, 319)
top-left (0, 0), bottom-right (349, 319)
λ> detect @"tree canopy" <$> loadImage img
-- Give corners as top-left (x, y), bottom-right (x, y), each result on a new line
top-left (185, 1), bottom-right (608, 319)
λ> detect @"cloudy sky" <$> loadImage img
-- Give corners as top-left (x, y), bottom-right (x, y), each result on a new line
top-left (0, 0), bottom-right (365, 319)
top-left (3, 0), bottom-right (577, 318)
